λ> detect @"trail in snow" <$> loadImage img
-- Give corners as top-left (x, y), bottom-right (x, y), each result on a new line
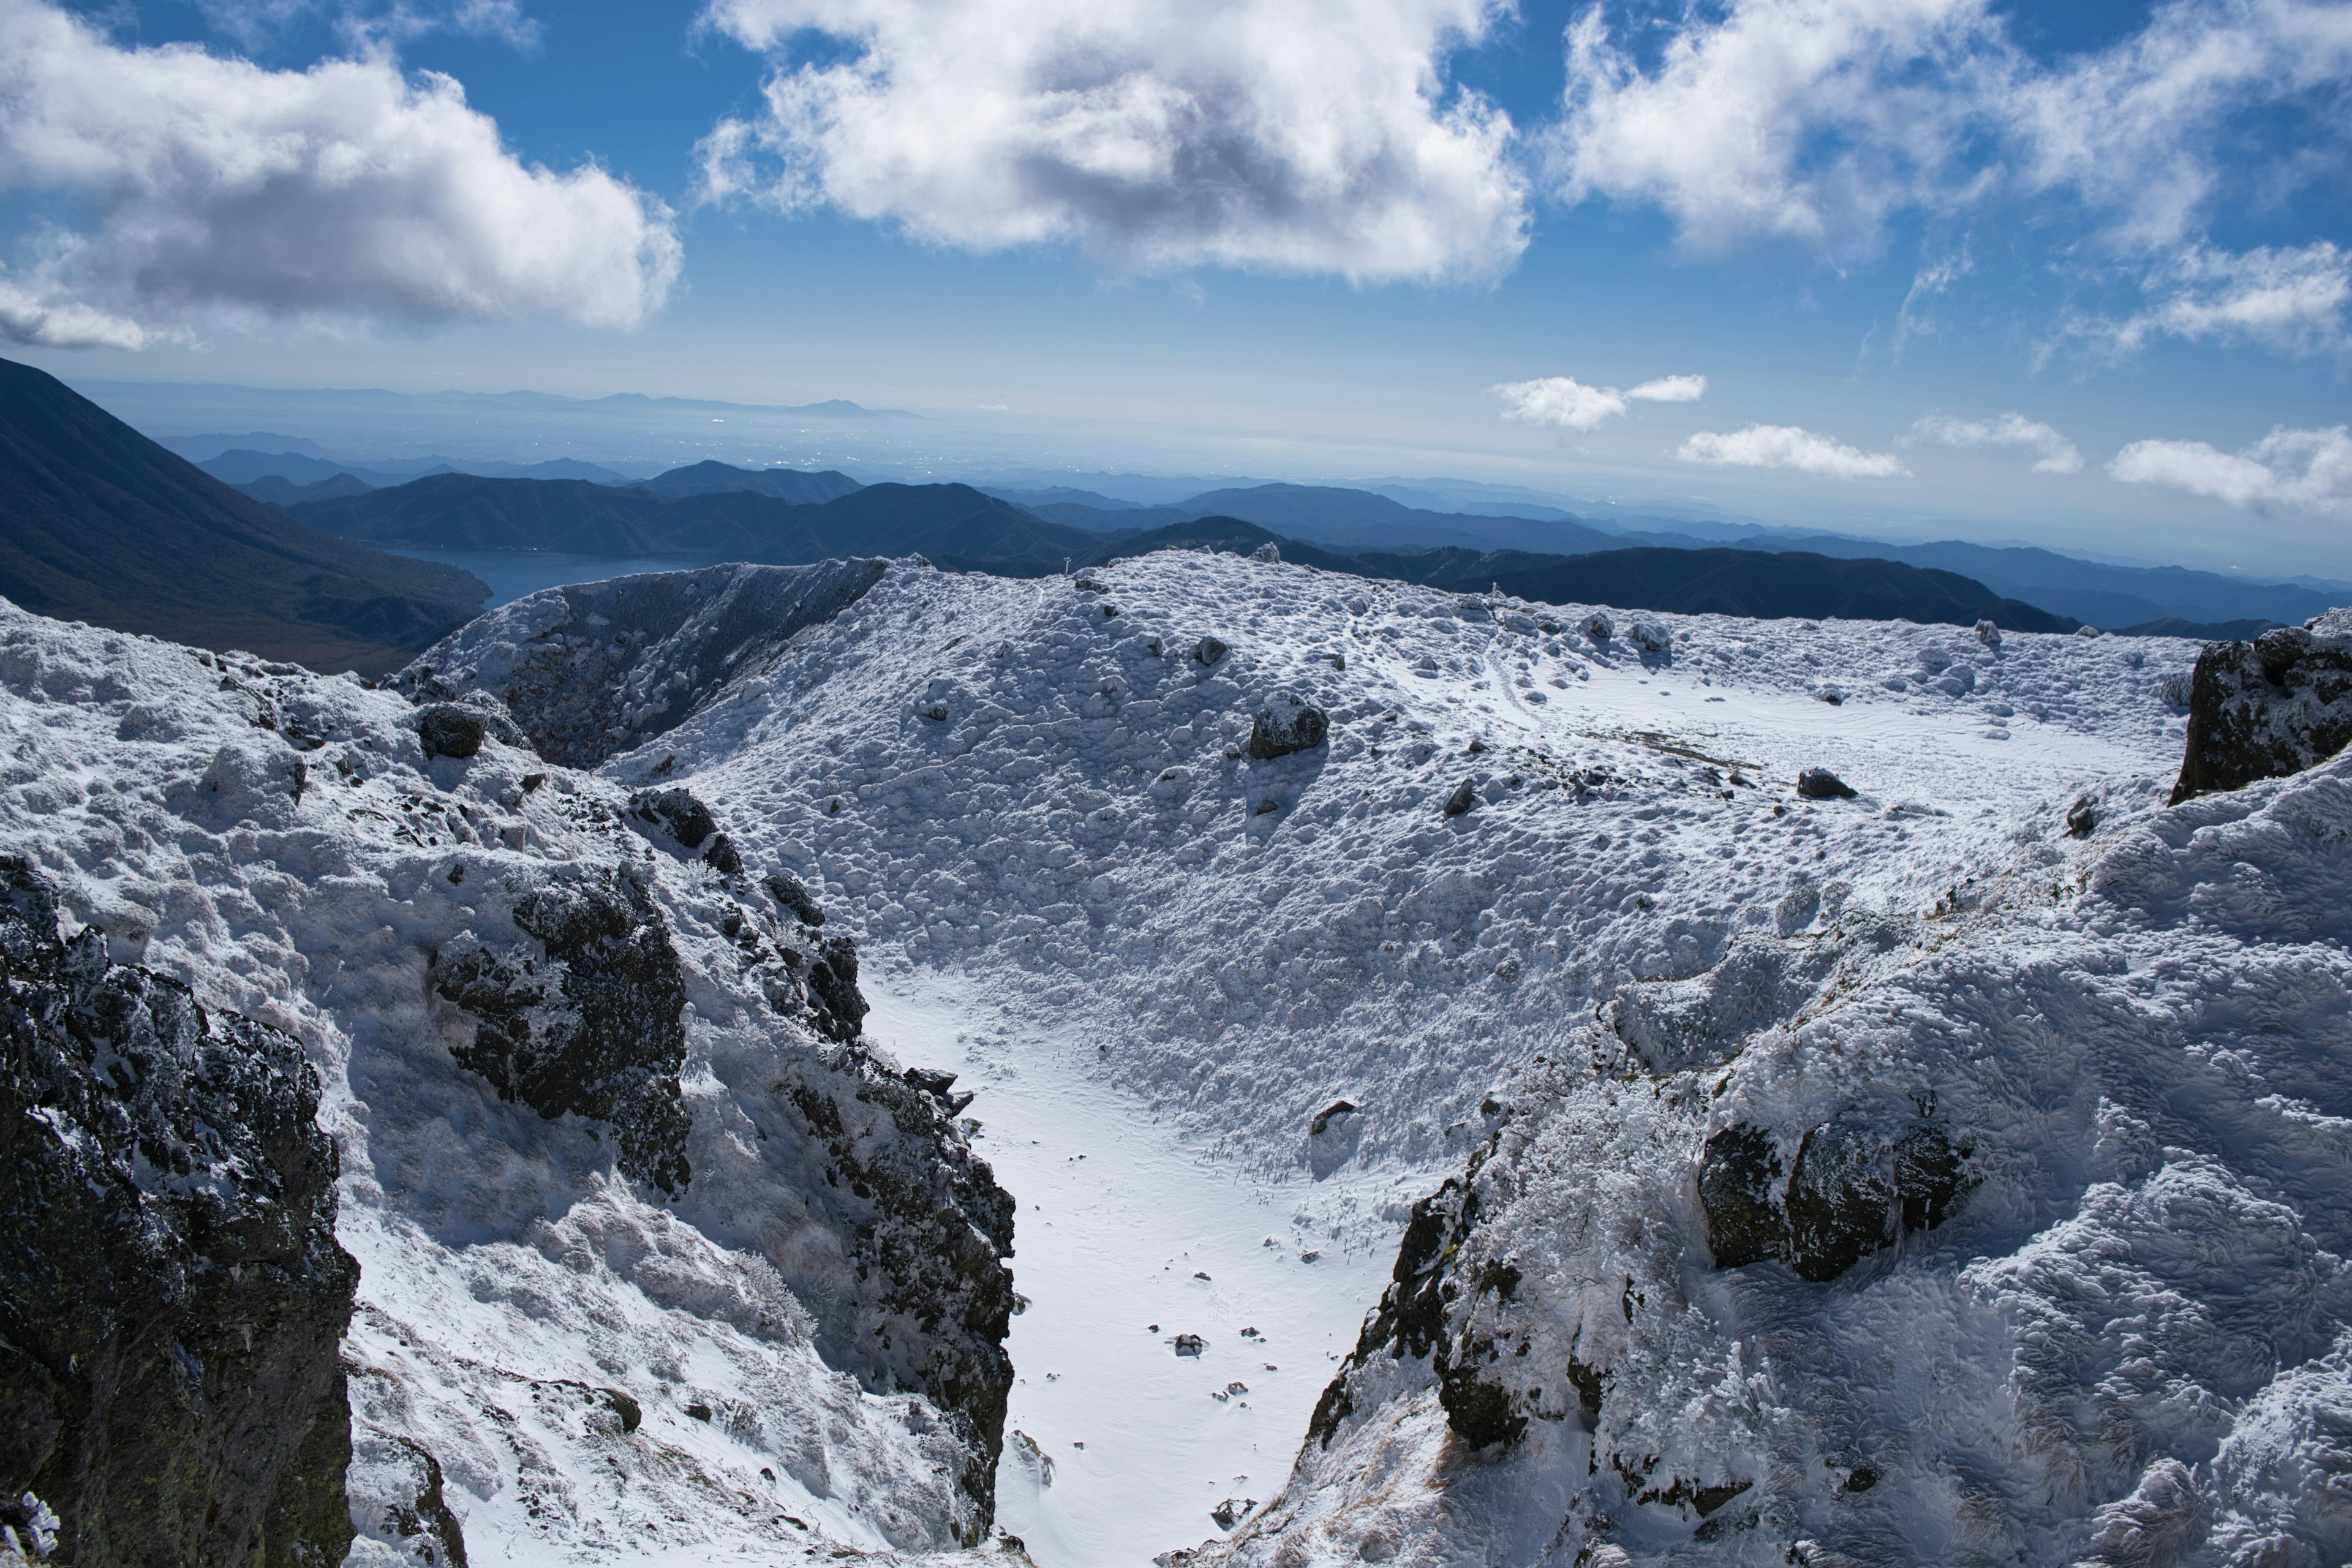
top-left (867, 979), bottom-right (1390, 1566)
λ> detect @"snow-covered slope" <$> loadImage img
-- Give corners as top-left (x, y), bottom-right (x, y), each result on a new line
top-left (0, 596), bottom-right (1023, 1564)
top-left (414, 548), bottom-right (2301, 1564)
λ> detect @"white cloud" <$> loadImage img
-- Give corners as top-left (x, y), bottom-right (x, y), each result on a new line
top-left (1627, 374), bottom-right (1706, 402)
top-left (2108, 243), bottom-right (2351, 355)
top-left (0, 274), bottom-right (151, 350)
top-left (1494, 371), bottom-right (1706, 429)
top-left (1547, 0), bottom-right (2352, 270)
top-left (1494, 375), bottom-right (1627, 430)
top-left (2111, 426), bottom-right (2352, 518)
top-left (1679, 424), bottom-right (1909, 478)
top-left (0, 0), bottom-right (679, 345)
top-left (697, 0), bottom-right (1527, 282)
top-left (1912, 412), bottom-right (2082, 473)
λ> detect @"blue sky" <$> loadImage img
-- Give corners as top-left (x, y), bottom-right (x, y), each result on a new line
top-left (0, 0), bottom-right (2346, 575)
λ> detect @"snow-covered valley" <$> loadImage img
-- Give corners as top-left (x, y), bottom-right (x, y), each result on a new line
top-left (7, 546), bottom-right (2351, 1567)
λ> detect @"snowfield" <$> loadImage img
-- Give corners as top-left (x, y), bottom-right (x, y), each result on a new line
top-left (10, 542), bottom-right (2344, 1568)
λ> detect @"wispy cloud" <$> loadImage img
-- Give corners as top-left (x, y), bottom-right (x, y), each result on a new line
top-left (1627, 374), bottom-right (1706, 402)
top-left (2101, 243), bottom-right (2351, 356)
top-left (0, 0), bottom-right (678, 346)
top-left (1911, 412), bottom-right (2081, 473)
top-left (2111, 426), bottom-right (2352, 517)
top-left (1680, 424), bottom-right (1909, 478)
top-left (698, 0), bottom-right (1528, 283)
top-left (1494, 371), bottom-right (1704, 430)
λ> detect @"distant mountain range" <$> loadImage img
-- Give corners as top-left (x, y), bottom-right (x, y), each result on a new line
top-left (184, 444), bottom-right (2342, 636)
top-left (281, 468), bottom-right (2076, 633)
top-left (0, 358), bottom-right (484, 673)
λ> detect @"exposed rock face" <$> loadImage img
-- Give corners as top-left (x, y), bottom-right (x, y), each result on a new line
top-left (1246, 691), bottom-right (1328, 760)
top-left (772, 1037), bottom-right (1017, 1528)
top-left (431, 867), bottom-right (695, 1196)
top-left (398, 559), bottom-right (892, 767)
top-left (2171, 609), bottom-right (2352, 802)
top-left (0, 858), bottom-right (356, 1567)
top-left (1699, 1118), bottom-right (1970, 1280)
top-left (415, 703), bottom-right (488, 760)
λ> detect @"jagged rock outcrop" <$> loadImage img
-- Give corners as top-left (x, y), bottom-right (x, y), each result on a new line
top-left (396, 559), bottom-right (891, 766)
top-left (431, 866), bottom-right (696, 1196)
top-left (2171, 608), bottom-right (2352, 802)
top-left (0, 858), bottom-right (356, 1567)
top-left (1698, 1117), bottom-right (1970, 1280)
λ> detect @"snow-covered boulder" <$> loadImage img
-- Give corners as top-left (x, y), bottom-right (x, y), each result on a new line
top-left (1246, 691), bottom-right (1329, 760)
top-left (2171, 608), bottom-right (2352, 802)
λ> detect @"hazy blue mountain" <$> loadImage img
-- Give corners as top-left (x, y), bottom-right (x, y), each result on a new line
top-left (200, 449), bottom-right (407, 488)
top-left (0, 356), bottom-right (484, 673)
top-left (159, 431), bottom-right (336, 462)
top-left (235, 472), bottom-right (374, 506)
top-left (633, 461), bottom-right (864, 503)
top-left (291, 473), bottom-right (1099, 573)
top-left (1732, 535), bottom-right (2340, 628)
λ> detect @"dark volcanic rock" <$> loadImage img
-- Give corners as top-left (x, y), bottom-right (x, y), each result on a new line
top-left (803, 935), bottom-right (871, 1043)
top-left (415, 703), bottom-right (488, 760)
top-left (1700, 1118), bottom-right (1970, 1282)
top-left (630, 786), bottom-right (718, 850)
top-left (1796, 768), bottom-right (1858, 800)
top-left (432, 867), bottom-right (694, 1195)
top-left (1442, 777), bottom-right (1477, 817)
top-left (765, 870), bottom-right (826, 927)
top-left (2171, 609), bottom-right (2352, 803)
top-left (0, 856), bottom-right (357, 1567)
top-left (1248, 692), bottom-right (1328, 760)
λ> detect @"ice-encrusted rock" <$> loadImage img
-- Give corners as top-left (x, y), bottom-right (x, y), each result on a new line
top-left (2171, 608), bottom-right (2352, 802)
top-left (1214, 749), bottom-right (2352, 1567)
top-left (0, 857), bottom-right (357, 1567)
top-left (630, 783), bottom-right (720, 848)
top-left (398, 559), bottom-right (891, 766)
top-left (0, 602), bottom-right (1017, 1558)
top-left (431, 865), bottom-right (696, 1196)
top-left (1627, 614), bottom-right (1672, 654)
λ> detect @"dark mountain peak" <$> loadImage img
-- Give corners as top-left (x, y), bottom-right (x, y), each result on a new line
top-left (634, 462), bottom-right (863, 505)
top-left (0, 356), bottom-right (484, 673)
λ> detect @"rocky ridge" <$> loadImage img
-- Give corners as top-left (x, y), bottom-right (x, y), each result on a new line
top-left (0, 596), bottom-right (1018, 1561)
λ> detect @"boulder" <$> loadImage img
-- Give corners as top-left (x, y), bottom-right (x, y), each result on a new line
top-left (1442, 777), bottom-right (1478, 816)
top-left (1250, 543), bottom-right (1280, 563)
top-left (630, 786), bottom-right (719, 850)
top-left (1247, 692), bottom-right (1329, 760)
top-left (1582, 612), bottom-right (1614, 641)
top-left (1796, 768), bottom-right (1858, 800)
top-left (1194, 636), bottom-right (1228, 666)
top-left (2170, 609), bottom-right (2352, 803)
top-left (415, 703), bottom-right (487, 760)
top-left (1627, 616), bottom-right (1673, 654)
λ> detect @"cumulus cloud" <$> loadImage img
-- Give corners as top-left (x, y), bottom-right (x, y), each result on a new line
top-left (1627, 374), bottom-right (1706, 402)
top-left (1495, 375), bottom-right (1627, 431)
top-left (1911, 412), bottom-right (2082, 473)
top-left (1679, 424), bottom-right (1909, 478)
top-left (0, 0), bottom-right (679, 345)
top-left (1494, 371), bottom-right (1707, 430)
top-left (697, 0), bottom-right (1526, 282)
top-left (1547, 0), bottom-right (2352, 268)
top-left (2111, 426), bottom-right (2352, 518)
